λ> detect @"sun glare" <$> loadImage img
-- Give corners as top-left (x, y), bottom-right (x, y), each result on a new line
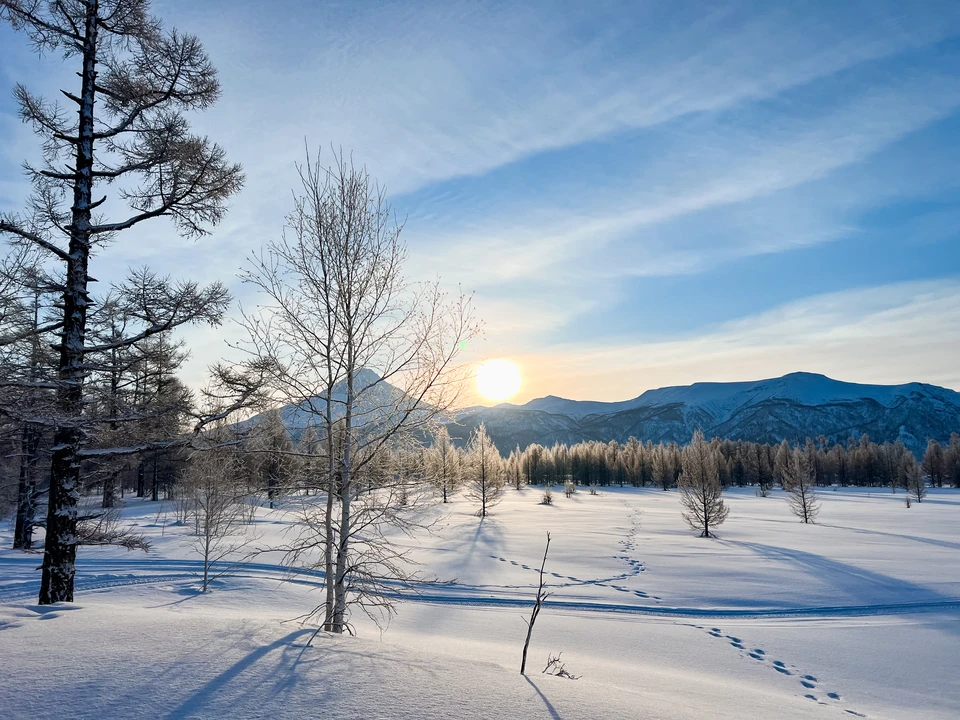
top-left (476, 359), bottom-right (522, 402)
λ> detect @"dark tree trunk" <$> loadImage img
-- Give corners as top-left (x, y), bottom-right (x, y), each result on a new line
top-left (102, 471), bottom-right (118, 509)
top-left (14, 423), bottom-right (40, 549)
top-left (151, 450), bottom-right (159, 501)
top-left (39, 1), bottom-right (99, 604)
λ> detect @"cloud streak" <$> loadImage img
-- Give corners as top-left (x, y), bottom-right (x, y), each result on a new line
top-left (2, 1), bottom-right (959, 398)
top-left (509, 279), bottom-right (960, 403)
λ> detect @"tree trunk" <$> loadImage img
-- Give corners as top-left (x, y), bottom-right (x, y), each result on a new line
top-left (332, 367), bottom-right (354, 633)
top-left (520, 533), bottom-right (551, 674)
top-left (323, 397), bottom-right (335, 631)
top-left (14, 423), bottom-right (40, 550)
top-left (39, 1), bottom-right (99, 604)
top-left (102, 470), bottom-right (118, 509)
top-left (137, 461), bottom-right (145, 497)
top-left (151, 450), bottom-right (159, 501)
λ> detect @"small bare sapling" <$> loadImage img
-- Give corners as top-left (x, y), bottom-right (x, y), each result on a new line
top-left (520, 532), bottom-right (552, 674)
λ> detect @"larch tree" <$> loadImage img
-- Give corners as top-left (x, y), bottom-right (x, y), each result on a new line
top-left (652, 443), bottom-right (674, 491)
top-left (0, 247), bottom-right (57, 549)
top-left (466, 423), bottom-right (504, 518)
top-left (678, 429), bottom-right (729, 538)
top-left (506, 446), bottom-right (523, 491)
top-left (427, 425), bottom-right (459, 503)
top-left (774, 439), bottom-right (792, 488)
top-left (0, 0), bottom-right (243, 603)
top-left (921, 439), bottom-right (946, 489)
top-left (83, 272), bottom-right (215, 508)
top-left (747, 441), bottom-right (773, 496)
top-left (903, 453), bottom-right (927, 504)
top-left (246, 408), bottom-right (297, 509)
top-left (241, 150), bottom-right (478, 634)
top-left (946, 434), bottom-right (960, 488)
top-left (783, 452), bottom-right (820, 524)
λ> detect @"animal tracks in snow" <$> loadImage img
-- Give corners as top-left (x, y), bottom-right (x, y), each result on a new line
top-left (485, 503), bottom-right (662, 601)
top-left (487, 552), bottom-right (660, 600)
top-left (686, 624), bottom-right (864, 716)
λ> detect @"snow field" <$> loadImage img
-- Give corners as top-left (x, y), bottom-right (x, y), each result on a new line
top-left (1, 486), bottom-right (958, 719)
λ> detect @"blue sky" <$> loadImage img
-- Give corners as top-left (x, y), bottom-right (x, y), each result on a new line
top-left (2, 0), bottom-right (960, 402)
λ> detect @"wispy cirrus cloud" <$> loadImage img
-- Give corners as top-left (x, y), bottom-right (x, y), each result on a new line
top-left (2, 1), bottom-right (959, 397)
top-left (410, 69), bottom-right (960, 286)
top-left (186, 0), bottom-right (959, 194)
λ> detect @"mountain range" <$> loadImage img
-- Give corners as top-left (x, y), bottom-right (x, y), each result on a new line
top-left (446, 372), bottom-right (960, 456)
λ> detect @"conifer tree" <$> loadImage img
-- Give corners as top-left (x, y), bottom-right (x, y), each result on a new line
top-left (1, 0), bottom-right (243, 603)
top-left (783, 452), bottom-right (820, 523)
top-left (678, 429), bottom-right (729, 538)
top-left (921, 439), bottom-right (946, 489)
top-left (466, 423), bottom-right (503, 518)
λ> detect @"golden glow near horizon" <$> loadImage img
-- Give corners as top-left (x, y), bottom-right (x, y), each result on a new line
top-left (476, 359), bottom-right (522, 402)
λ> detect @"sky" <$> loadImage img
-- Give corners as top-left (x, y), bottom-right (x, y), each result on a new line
top-left (1, 0), bottom-right (960, 405)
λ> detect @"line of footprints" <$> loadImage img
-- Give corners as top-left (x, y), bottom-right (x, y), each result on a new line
top-left (487, 554), bottom-right (658, 599)
top-left (488, 506), bottom-right (659, 600)
top-left (690, 625), bottom-right (866, 717)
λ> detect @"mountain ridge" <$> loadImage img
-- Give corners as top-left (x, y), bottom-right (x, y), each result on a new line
top-left (450, 372), bottom-right (960, 455)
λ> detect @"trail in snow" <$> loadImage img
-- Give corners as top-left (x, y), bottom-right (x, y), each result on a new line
top-left (3, 556), bottom-right (958, 620)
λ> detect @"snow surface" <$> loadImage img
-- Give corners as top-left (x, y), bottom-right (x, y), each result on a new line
top-left (2, 487), bottom-right (959, 719)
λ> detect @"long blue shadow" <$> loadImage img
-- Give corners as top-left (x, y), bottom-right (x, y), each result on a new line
top-left (524, 676), bottom-right (563, 720)
top-left (162, 628), bottom-right (313, 719)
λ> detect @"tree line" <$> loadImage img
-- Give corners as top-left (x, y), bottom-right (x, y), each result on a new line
top-left (493, 433), bottom-right (960, 492)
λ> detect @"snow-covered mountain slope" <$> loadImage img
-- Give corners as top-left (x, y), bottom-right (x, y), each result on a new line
top-left (274, 368), bottom-right (405, 430)
top-left (246, 368), bottom-right (432, 441)
top-left (460, 372), bottom-right (960, 454)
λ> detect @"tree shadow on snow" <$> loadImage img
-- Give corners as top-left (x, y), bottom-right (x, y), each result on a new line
top-left (819, 524), bottom-right (960, 552)
top-left (524, 676), bottom-right (563, 720)
top-left (726, 540), bottom-right (960, 627)
top-left (162, 628), bottom-right (314, 719)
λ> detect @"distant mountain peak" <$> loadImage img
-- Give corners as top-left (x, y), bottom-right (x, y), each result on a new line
top-left (450, 372), bottom-right (960, 456)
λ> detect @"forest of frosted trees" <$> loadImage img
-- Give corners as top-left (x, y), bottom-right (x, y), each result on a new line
top-left (493, 433), bottom-right (960, 493)
top-left (4, 420), bottom-right (955, 529)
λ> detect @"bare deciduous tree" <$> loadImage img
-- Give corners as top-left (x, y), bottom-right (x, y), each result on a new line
top-left (180, 437), bottom-right (254, 592)
top-left (240, 149), bottom-right (478, 633)
top-left (903, 453), bottom-right (927, 504)
top-left (678, 429), bottom-right (729, 538)
top-left (921, 439), bottom-right (946, 489)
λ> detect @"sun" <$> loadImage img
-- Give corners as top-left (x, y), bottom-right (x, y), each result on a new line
top-left (475, 359), bottom-right (522, 402)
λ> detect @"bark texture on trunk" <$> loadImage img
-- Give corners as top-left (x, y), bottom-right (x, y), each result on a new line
top-left (39, 0), bottom-right (99, 604)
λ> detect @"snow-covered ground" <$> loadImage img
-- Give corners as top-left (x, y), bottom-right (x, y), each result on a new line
top-left (2, 486), bottom-right (958, 719)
